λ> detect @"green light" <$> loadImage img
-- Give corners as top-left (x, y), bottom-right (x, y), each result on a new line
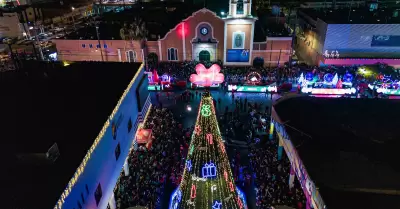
top-left (189, 145), bottom-right (194, 155)
top-left (201, 104), bottom-right (212, 117)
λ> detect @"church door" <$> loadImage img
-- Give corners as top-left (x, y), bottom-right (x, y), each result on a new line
top-left (199, 50), bottom-right (211, 62)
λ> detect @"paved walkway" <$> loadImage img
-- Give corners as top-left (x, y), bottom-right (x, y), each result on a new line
top-left (150, 89), bottom-right (275, 209)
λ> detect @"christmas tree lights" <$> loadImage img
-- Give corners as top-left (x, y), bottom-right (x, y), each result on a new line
top-left (170, 91), bottom-right (247, 209)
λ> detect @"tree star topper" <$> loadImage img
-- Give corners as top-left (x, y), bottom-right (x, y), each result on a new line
top-left (189, 64), bottom-right (224, 87)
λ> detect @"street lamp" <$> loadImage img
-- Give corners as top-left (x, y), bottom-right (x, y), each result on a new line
top-left (95, 24), bottom-right (104, 61)
top-left (71, 7), bottom-right (77, 30)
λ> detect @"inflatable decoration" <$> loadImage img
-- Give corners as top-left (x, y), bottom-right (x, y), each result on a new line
top-left (190, 64), bottom-right (224, 87)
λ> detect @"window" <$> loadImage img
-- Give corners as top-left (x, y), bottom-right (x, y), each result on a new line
top-left (81, 44), bottom-right (86, 48)
top-left (89, 44), bottom-right (93, 48)
top-left (115, 143), bottom-right (121, 161)
top-left (126, 50), bottom-right (136, 62)
top-left (167, 48), bottom-right (178, 61)
top-left (94, 183), bottom-right (102, 206)
top-left (103, 44), bottom-right (108, 48)
top-left (236, 0), bottom-right (244, 15)
top-left (112, 122), bottom-right (117, 140)
top-left (81, 192), bottom-right (85, 204)
top-left (85, 184), bottom-right (89, 195)
top-left (128, 117), bottom-right (132, 133)
top-left (96, 44), bottom-right (101, 48)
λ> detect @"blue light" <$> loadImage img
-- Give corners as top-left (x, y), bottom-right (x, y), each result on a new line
top-left (169, 188), bottom-right (182, 209)
top-left (212, 200), bottom-right (222, 209)
top-left (202, 162), bottom-right (217, 178)
top-left (343, 73), bottom-right (353, 82)
top-left (186, 160), bottom-right (192, 172)
top-left (236, 186), bottom-right (248, 209)
top-left (306, 72), bottom-right (313, 81)
top-left (324, 73), bottom-right (333, 83)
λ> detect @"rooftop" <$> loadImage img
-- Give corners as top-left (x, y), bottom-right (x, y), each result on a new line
top-left (0, 61), bottom-right (142, 209)
top-left (274, 97), bottom-right (400, 209)
top-left (299, 8), bottom-right (400, 24)
top-left (249, 9), bottom-right (291, 42)
top-left (64, 2), bottom-right (202, 41)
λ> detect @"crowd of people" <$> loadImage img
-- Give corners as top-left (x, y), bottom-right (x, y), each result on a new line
top-left (216, 94), bottom-right (307, 209)
top-left (250, 140), bottom-right (307, 209)
top-left (113, 106), bottom-right (192, 209)
top-left (150, 60), bottom-right (300, 84)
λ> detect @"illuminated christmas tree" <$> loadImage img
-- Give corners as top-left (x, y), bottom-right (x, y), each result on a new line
top-left (169, 91), bottom-right (247, 209)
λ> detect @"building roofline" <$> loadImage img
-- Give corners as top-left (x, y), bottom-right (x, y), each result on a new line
top-left (159, 8), bottom-right (223, 41)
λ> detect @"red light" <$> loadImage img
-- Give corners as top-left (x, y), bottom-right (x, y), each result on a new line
top-left (177, 22), bottom-right (189, 38)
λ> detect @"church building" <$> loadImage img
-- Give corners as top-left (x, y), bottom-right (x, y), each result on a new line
top-left (54, 0), bottom-right (292, 66)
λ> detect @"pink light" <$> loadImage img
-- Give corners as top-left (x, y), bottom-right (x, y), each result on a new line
top-left (191, 184), bottom-right (196, 198)
top-left (189, 64), bottom-right (224, 87)
top-left (229, 181), bottom-right (234, 192)
top-left (224, 170), bottom-right (228, 181)
top-left (206, 133), bottom-right (213, 144)
top-left (302, 87), bottom-right (356, 95)
top-left (195, 125), bottom-right (201, 136)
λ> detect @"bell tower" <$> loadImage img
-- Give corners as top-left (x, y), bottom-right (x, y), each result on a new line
top-left (228, 0), bottom-right (253, 18)
top-left (223, 0), bottom-right (257, 66)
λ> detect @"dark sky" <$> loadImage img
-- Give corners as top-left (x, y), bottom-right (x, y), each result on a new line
top-left (194, 0), bottom-right (229, 13)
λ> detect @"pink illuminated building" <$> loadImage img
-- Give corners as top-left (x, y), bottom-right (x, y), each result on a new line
top-left (53, 1), bottom-right (292, 67)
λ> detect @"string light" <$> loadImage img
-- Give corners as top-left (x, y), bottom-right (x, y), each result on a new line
top-left (172, 93), bottom-right (247, 209)
top-left (206, 133), bottom-right (213, 144)
top-left (54, 64), bottom-right (149, 209)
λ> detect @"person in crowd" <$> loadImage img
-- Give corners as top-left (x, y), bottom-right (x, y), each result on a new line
top-left (114, 106), bottom-right (192, 209)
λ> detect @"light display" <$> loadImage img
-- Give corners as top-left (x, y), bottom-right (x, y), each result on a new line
top-left (191, 184), bottom-right (197, 198)
top-left (377, 88), bottom-right (400, 95)
top-left (148, 84), bottom-right (162, 91)
top-left (228, 85), bottom-right (277, 93)
top-left (212, 201), bottom-right (222, 209)
top-left (170, 92), bottom-right (246, 209)
top-left (202, 162), bottom-right (217, 178)
top-left (207, 133), bottom-right (213, 144)
top-left (189, 64), bottom-right (224, 87)
top-left (186, 160), bottom-right (192, 171)
top-left (201, 104), bottom-right (212, 117)
top-left (301, 87), bottom-right (356, 95)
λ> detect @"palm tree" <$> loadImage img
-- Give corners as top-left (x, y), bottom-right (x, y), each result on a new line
top-left (120, 18), bottom-right (148, 62)
top-left (129, 18), bottom-right (148, 40)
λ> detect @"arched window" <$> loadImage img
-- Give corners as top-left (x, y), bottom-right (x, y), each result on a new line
top-left (167, 48), bottom-right (178, 61)
top-left (126, 50), bottom-right (136, 62)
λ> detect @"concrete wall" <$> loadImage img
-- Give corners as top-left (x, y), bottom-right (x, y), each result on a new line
top-left (55, 65), bottom-right (151, 209)
top-left (0, 13), bottom-right (26, 38)
top-left (54, 39), bottom-right (145, 62)
top-left (252, 37), bottom-right (292, 66)
top-left (159, 9), bottom-right (225, 61)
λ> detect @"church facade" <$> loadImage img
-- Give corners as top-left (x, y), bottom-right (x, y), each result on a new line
top-left (54, 0), bottom-right (292, 66)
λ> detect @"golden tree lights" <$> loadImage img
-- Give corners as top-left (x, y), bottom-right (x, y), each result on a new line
top-left (170, 92), bottom-right (247, 209)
